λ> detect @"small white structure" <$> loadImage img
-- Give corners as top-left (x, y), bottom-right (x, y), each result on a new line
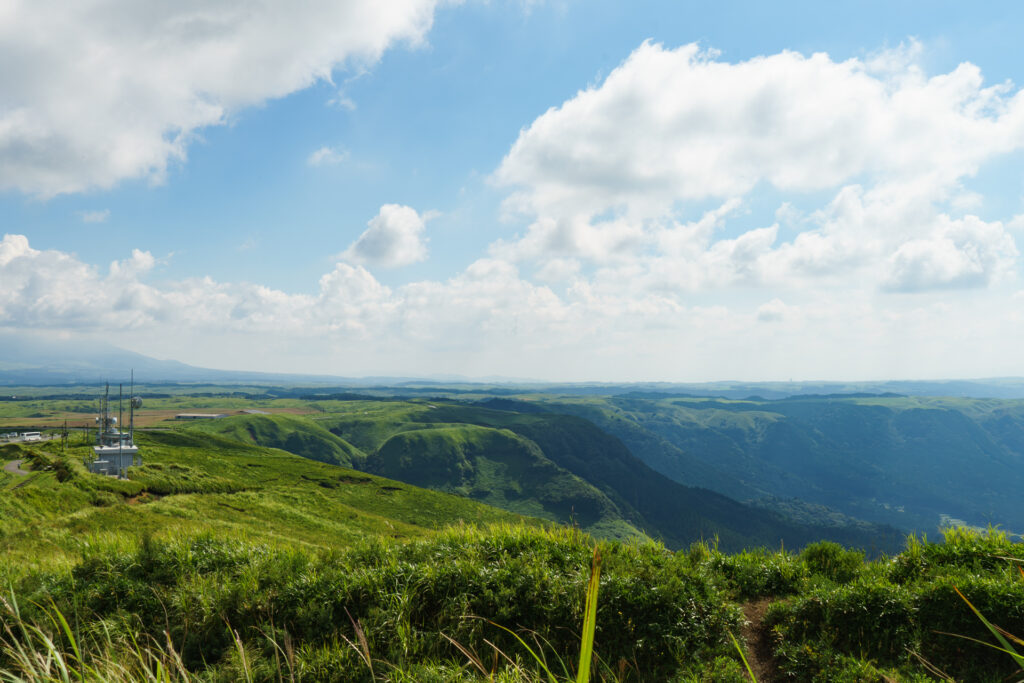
top-left (87, 381), bottom-right (141, 478)
top-left (175, 413), bottom-right (227, 420)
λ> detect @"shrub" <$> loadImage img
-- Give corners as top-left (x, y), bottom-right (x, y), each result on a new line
top-left (914, 573), bottom-right (1024, 680)
top-left (765, 580), bottom-right (915, 670)
top-left (703, 548), bottom-right (807, 599)
top-left (800, 540), bottom-right (864, 584)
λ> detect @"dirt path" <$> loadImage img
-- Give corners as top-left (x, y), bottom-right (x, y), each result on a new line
top-left (740, 599), bottom-right (779, 682)
top-left (3, 459), bottom-right (29, 476)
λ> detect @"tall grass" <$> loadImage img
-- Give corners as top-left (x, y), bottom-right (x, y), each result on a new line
top-left (2, 526), bottom-right (749, 681)
top-left (937, 565), bottom-right (1024, 679)
top-left (435, 545), bottom-right (608, 683)
top-left (0, 591), bottom-right (192, 682)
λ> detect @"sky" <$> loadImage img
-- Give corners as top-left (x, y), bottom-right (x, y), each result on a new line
top-left (3, 0), bottom-right (1024, 382)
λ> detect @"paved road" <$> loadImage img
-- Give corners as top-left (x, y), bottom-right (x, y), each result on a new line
top-left (2, 435), bottom-right (55, 444)
top-left (3, 459), bottom-right (29, 476)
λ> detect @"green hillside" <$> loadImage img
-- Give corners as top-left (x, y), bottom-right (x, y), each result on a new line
top-left (0, 431), bottom-right (530, 568)
top-left (307, 401), bottom-right (904, 553)
top-left (3, 519), bottom-right (1023, 682)
top-left (1, 392), bottom-right (908, 553)
top-left (368, 425), bottom-right (642, 540)
top-left (548, 395), bottom-right (1024, 533)
top-left (184, 413), bottom-right (367, 468)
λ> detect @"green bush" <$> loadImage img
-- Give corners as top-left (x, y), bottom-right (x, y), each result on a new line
top-left (914, 573), bottom-right (1024, 680)
top-left (765, 580), bottom-right (915, 669)
top-left (800, 540), bottom-right (864, 584)
top-left (702, 548), bottom-right (807, 599)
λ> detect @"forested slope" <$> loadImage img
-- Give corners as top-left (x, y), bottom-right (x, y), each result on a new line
top-left (553, 395), bottom-right (1024, 532)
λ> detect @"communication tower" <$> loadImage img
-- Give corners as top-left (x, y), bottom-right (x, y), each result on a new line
top-left (87, 372), bottom-right (142, 477)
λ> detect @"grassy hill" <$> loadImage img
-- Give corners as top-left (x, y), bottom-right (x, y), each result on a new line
top-left (1, 392), bottom-right (909, 553)
top-left (184, 413), bottom-right (367, 468)
top-left (368, 425), bottom-right (642, 540)
top-left (0, 431), bottom-right (530, 569)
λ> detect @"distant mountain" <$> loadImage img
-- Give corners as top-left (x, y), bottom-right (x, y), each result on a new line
top-left (4, 332), bottom-right (1024, 400)
top-left (0, 333), bottom-right (349, 385)
top-left (0, 333), bottom-right (198, 384)
top-left (552, 395), bottom-right (1024, 534)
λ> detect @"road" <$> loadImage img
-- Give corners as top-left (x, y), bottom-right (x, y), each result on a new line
top-left (1, 434), bottom-right (55, 444)
top-left (3, 459), bottom-right (29, 476)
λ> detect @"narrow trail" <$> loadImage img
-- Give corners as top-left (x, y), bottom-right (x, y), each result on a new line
top-left (3, 459), bottom-right (29, 476)
top-left (740, 599), bottom-right (779, 682)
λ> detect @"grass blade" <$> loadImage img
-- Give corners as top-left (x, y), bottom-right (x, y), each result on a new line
top-left (576, 547), bottom-right (602, 683)
top-left (485, 620), bottom-right (559, 683)
top-left (729, 631), bottom-right (757, 682)
top-left (953, 586), bottom-right (1024, 666)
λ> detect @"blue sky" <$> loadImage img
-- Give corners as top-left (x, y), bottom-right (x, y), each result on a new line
top-left (3, 1), bottom-right (1024, 381)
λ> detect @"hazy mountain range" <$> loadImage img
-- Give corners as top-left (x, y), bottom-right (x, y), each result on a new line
top-left (4, 333), bottom-right (1024, 400)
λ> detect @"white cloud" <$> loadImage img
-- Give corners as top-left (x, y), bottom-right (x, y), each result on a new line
top-left (495, 41), bottom-right (1024, 221)
top-left (327, 92), bottom-right (358, 111)
top-left (0, 0), bottom-right (440, 197)
top-left (3, 232), bottom-right (1024, 381)
top-left (307, 146), bottom-right (349, 166)
top-left (4, 35), bottom-right (1024, 381)
top-left (882, 215), bottom-right (1018, 292)
top-left (488, 42), bottom-right (1024, 295)
top-left (78, 209), bottom-right (110, 224)
top-left (342, 204), bottom-right (430, 268)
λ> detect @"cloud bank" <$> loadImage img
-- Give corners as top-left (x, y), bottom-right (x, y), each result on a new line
top-left (0, 0), bottom-right (439, 196)
top-left (489, 42), bottom-right (1023, 298)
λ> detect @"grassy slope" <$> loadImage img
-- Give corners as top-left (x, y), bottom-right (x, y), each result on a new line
top-left (369, 424), bottom-right (642, 540)
top-left (0, 431), bottom-right (532, 569)
top-left (183, 413), bottom-right (367, 468)
top-left (315, 401), bottom-right (903, 553)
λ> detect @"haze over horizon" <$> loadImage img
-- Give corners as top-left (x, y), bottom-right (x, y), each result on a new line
top-left (4, 2), bottom-right (1024, 382)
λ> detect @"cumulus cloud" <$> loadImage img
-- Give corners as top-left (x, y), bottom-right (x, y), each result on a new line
top-left (495, 41), bottom-right (1024, 221)
top-left (307, 146), bottom-right (349, 166)
top-left (488, 41), bottom-right (1024, 295)
top-left (0, 234), bottom-right (151, 328)
top-left (882, 215), bottom-right (1018, 292)
top-left (0, 0), bottom-right (440, 197)
top-left (342, 204), bottom-right (430, 268)
top-left (5, 35), bottom-right (1024, 380)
